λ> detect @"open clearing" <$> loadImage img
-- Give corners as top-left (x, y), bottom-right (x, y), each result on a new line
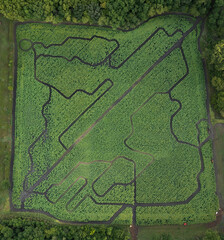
top-left (11, 14), bottom-right (219, 225)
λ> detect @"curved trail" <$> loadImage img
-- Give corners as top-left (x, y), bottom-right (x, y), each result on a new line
top-left (21, 16), bottom-right (202, 218)
top-left (10, 13), bottom-right (214, 226)
top-left (22, 21), bottom-right (199, 199)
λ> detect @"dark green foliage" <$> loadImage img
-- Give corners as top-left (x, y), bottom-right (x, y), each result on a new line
top-left (211, 40), bottom-right (224, 72)
top-left (200, 0), bottom-right (224, 118)
top-left (202, 230), bottom-right (221, 240)
top-left (212, 77), bottom-right (224, 92)
top-left (208, 1), bottom-right (224, 39)
top-left (205, 33), bottom-right (224, 117)
top-left (150, 233), bottom-right (174, 240)
top-left (0, 217), bottom-right (129, 239)
top-left (217, 91), bottom-right (224, 115)
top-left (86, 1), bottom-right (101, 23)
top-left (0, 0), bottom-right (212, 27)
top-left (160, 233), bottom-right (173, 240)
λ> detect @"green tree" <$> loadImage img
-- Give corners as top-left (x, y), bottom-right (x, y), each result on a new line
top-left (203, 230), bottom-right (221, 240)
top-left (1, 226), bottom-right (14, 239)
top-left (86, 1), bottom-right (101, 23)
top-left (212, 76), bottom-right (224, 91)
top-left (217, 91), bottom-right (224, 117)
top-left (211, 40), bottom-right (224, 72)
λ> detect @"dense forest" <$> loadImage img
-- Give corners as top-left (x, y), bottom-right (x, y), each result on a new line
top-left (204, 0), bottom-right (224, 117)
top-left (0, 0), bottom-right (219, 27)
top-left (0, 0), bottom-right (221, 27)
top-left (0, 217), bottom-right (224, 239)
top-left (0, 0), bottom-right (224, 115)
top-left (0, 217), bottom-right (129, 239)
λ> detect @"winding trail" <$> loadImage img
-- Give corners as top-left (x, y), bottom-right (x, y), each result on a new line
top-left (10, 13), bottom-right (217, 231)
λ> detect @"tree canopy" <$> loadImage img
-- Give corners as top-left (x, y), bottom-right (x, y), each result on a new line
top-left (0, 0), bottom-right (215, 28)
top-left (0, 217), bottom-right (129, 240)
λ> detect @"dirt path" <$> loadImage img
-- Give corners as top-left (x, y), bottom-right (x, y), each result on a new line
top-left (10, 13), bottom-right (215, 233)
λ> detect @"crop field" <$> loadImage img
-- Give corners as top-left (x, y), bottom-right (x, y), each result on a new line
top-left (11, 14), bottom-right (219, 225)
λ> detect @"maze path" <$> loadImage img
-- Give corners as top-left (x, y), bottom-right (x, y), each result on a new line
top-left (11, 13), bottom-right (215, 225)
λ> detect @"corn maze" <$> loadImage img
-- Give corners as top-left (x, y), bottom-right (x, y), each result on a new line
top-left (11, 14), bottom-right (218, 225)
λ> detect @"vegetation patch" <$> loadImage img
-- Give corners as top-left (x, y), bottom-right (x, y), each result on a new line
top-left (11, 14), bottom-right (218, 224)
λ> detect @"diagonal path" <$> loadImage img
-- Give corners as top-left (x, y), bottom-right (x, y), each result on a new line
top-left (20, 17), bottom-right (202, 203)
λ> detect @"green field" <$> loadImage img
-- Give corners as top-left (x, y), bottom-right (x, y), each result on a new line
top-left (11, 14), bottom-right (219, 225)
top-left (138, 224), bottom-right (208, 240)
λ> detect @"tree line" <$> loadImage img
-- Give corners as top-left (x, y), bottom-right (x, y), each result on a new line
top-left (0, 217), bottom-right (129, 239)
top-left (206, 0), bottom-right (224, 117)
top-left (0, 0), bottom-right (214, 27)
top-left (0, 217), bottom-right (223, 240)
